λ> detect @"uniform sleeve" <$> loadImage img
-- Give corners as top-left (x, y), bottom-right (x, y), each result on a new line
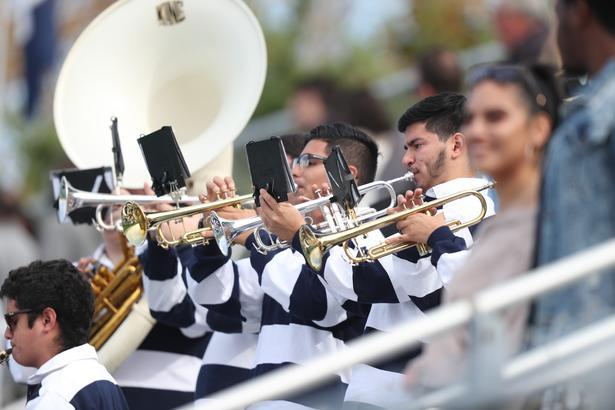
top-left (251, 233), bottom-right (352, 327)
top-left (176, 239), bottom-right (263, 334)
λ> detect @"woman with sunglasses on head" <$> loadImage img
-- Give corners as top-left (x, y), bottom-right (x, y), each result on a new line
top-left (404, 64), bottom-right (563, 398)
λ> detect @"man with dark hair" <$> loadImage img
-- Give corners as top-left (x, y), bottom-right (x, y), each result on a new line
top-left (532, 0), bottom-right (615, 343)
top-left (288, 76), bottom-right (344, 131)
top-left (416, 48), bottom-right (463, 98)
top-left (252, 95), bottom-right (494, 408)
top-left (177, 123), bottom-right (379, 408)
top-left (1, 259), bottom-right (128, 409)
top-left (279, 133), bottom-right (307, 164)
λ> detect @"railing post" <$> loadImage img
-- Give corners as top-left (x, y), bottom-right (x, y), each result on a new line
top-left (467, 310), bottom-right (508, 402)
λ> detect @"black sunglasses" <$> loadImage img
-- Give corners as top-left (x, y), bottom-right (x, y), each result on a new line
top-left (4, 309), bottom-right (38, 331)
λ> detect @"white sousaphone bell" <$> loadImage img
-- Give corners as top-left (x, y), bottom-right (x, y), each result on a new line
top-left (53, 0), bottom-right (267, 372)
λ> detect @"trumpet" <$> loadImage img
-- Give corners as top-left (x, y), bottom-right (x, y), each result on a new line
top-left (0, 348), bottom-right (11, 365)
top-left (209, 173), bottom-right (414, 255)
top-left (121, 194), bottom-right (254, 248)
top-left (58, 176), bottom-right (200, 230)
top-left (299, 183), bottom-right (493, 271)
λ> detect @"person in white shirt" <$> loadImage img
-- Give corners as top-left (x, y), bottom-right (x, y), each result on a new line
top-left (1, 259), bottom-right (128, 409)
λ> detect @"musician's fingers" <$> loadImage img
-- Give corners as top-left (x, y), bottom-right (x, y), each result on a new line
top-left (143, 182), bottom-right (155, 196)
top-left (223, 176), bottom-right (236, 194)
top-left (212, 176), bottom-right (228, 194)
top-left (199, 193), bottom-right (207, 204)
top-left (320, 183), bottom-right (331, 196)
top-left (384, 234), bottom-right (405, 245)
top-left (259, 189), bottom-right (279, 211)
top-left (413, 188), bottom-right (424, 206)
top-left (310, 184), bottom-right (321, 197)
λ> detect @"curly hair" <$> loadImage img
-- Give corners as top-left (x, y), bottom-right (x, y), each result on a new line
top-left (0, 259), bottom-right (94, 350)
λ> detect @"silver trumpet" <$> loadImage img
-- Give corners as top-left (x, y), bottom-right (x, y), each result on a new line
top-left (209, 173), bottom-right (414, 255)
top-left (57, 176), bottom-right (200, 230)
top-left (0, 348), bottom-right (11, 365)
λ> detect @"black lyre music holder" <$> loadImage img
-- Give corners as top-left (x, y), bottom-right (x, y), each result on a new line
top-left (50, 167), bottom-right (114, 224)
top-left (245, 136), bottom-right (295, 207)
top-left (324, 145), bottom-right (361, 210)
top-left (138, 126), bottom-right (191, 198)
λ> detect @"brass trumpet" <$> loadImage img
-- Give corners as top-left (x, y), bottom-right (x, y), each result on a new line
top-left (0, 348), bottom-right (11, 365)
top-left (299, 183), bottom-right (493, 271)
top-left (209, 173), bottom-right (414, 255)
top-left (121, 194), bottom-right (254, 248)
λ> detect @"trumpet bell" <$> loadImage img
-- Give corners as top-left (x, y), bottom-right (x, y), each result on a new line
top-left (121, 202), bottom-right (149, 246)
top-left (54, 0), bottom-right (267, 187)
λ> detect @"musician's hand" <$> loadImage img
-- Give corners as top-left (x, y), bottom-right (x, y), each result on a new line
top-left (77, 257), bottom-right (96, 273)
top-left (258, 189), bottom-right (304, 242)
top-left (205, 176), bottom-right (237, 202)
top-left (387, 189), bottom-right (424, 214)
top-left (385, 211), bottom-right (446, 246)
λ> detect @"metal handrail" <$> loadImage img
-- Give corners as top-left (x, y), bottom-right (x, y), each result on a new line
top-left (185, 238), bottom-right (615, 410)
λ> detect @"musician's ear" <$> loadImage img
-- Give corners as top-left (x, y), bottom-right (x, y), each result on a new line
top-left (348, 165), bottom-right (359, 182)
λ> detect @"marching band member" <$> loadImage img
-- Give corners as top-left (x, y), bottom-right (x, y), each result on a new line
top-left (1, 260), bottom-right (128, 409)
top-left (258, 93), bottom-right (495, 409)
top-left (405, 64), bottom-right (562, 398)
top-left (180, 124), bottom-right (378, 409)
top-left (139, 185), bottom-right (260, 405)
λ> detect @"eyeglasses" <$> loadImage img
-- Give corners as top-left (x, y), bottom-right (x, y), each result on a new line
top-left (4, 309), bottom-right (37, 331)
top-left (467, 64), bottom-right (548, 110)
top-left (292, 153), bottom-right (328, 169)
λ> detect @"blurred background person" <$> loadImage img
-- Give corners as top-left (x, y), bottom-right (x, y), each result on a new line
top-left (288, 76), bottom-right (344, 132)
top-left (492, 0), bottom-right (560, 66)
top-left (416, 47), bottom-right (463, 99)
top-left (531, 0), bottom-right (615, 349)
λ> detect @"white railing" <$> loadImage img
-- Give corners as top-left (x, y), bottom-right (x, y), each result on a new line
top-left (184, 238), bottom-right (615, 410)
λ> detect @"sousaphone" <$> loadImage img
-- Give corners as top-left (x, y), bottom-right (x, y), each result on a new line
top-left (53, 0), bottom-right (267, 372)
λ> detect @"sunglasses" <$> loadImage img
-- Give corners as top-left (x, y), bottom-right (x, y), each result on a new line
top-left (467, 64), bottom-right (548, 110)
top-left (292, 153), bottom-right (328, 169)
top-left (4, 309), bottom-right (38, 331)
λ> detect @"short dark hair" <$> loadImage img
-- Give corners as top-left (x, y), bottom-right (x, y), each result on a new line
top-left (280, 133), bottom-right (307, 159)
top-left (563, 0), bottom-right (615, 34)
top-left (397, 92), bottom-right (466, 141)
top-left (306, 122), bottom-right (379, 185)
top-left (418, 48), bottom-right (463, 93)
top-left (1, 259), bottom-right (94, 350)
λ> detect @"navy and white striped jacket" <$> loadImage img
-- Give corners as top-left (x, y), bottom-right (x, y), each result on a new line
top-left (140, 240), bottom-right (257, 403)
top-left (182, 233), bottom-right (369, 409)
top-left (26, 344), bottom-right (128, 409)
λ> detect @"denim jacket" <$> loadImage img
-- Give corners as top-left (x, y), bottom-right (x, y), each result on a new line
top-left (532, 59), bottom-right (615, 343)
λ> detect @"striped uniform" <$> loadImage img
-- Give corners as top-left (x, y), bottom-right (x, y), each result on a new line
top-left (182, 234), bottom-right (369, 409)
top-left (273, 178), bottom-right (495, 408)
top-left (25, 344), bottom-right (128, 409)
top-left (142, 240), bottom-right (257, 403)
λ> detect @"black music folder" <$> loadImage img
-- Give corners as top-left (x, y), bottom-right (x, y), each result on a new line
top-left (138, 126), bottom-right (191, 197)
top-left (246, 136), bottom-right (295, 207)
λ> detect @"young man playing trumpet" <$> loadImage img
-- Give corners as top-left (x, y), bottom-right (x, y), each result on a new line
top-left (257, 92), bottom-right (495, 409)
top-left (177, 123), bottom-right (378, 408)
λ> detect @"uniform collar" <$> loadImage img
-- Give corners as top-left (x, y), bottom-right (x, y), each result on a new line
top-left (425, 177), bottom-right (491, 199)
top-left (27, 344), bottom-right (98, 385)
